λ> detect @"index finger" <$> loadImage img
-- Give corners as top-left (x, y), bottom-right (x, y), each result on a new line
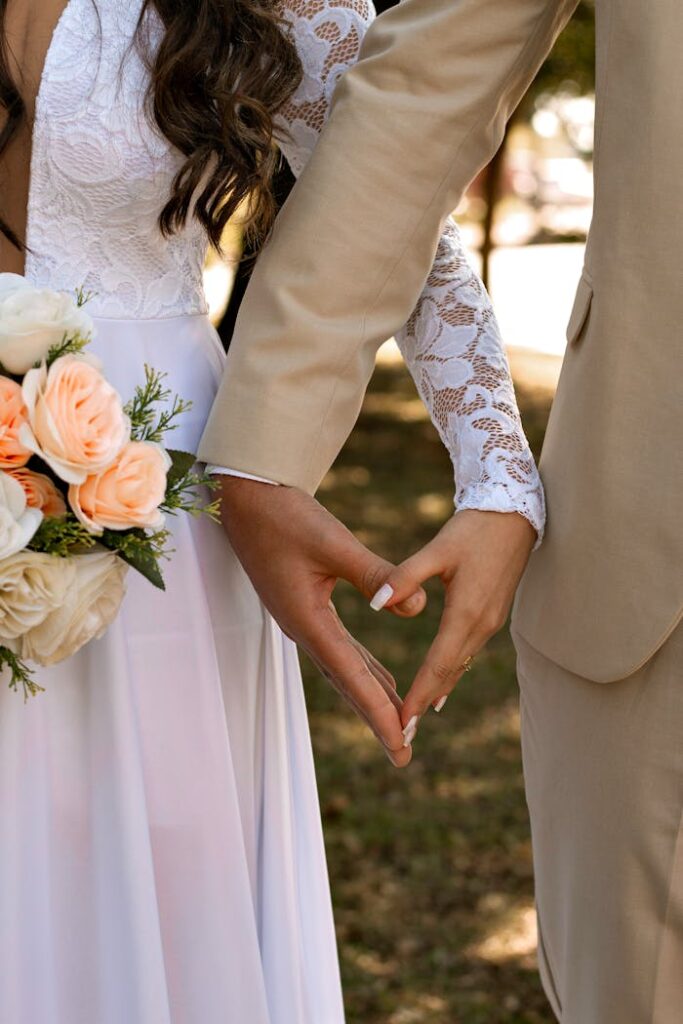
top-left (301, 606), bottom-right (412, 767)
top-left (401, 596), bottom-right (477, 724)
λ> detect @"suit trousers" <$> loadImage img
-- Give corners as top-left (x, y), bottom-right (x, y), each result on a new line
top-left (514, 624), bottom-right (683, 1023)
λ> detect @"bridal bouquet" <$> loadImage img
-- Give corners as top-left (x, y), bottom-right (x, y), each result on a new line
top-left (0, 274), bottom-right (219, 697)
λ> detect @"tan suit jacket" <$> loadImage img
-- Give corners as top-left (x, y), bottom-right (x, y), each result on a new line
top-left (198, 0), bottom-right (683, 683)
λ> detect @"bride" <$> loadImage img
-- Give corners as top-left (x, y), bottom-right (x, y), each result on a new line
top-left (0, 0), bottom-right (544, 1021)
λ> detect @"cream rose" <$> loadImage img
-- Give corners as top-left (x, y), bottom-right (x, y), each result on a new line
top-left (7, 467), bottom-right (67, 517)
top-left (0, 469), bottom-right (43, 559)
top-left (0, 274), bottom-right (93, 375)
top-left (0, 376), bottom-right (31, 469)
top-left (20, 353), bottom-right (130, 485)
top-left (0, 550), bottom-right (76, 646)
top-left (21, 550), bottom-right (128, 666)
top-left (69, 440), bottom-right (170, 534)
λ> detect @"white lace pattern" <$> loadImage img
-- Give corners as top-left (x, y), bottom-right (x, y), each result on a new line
top-left (26, 0), bottom-right (208, 319)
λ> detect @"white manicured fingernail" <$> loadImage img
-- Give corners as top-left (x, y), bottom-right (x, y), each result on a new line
top-left (434, 695), bottom-right (448, 713)
top-left (402, 715), bottom-right (419, 747)
top-left (370, 583), bottom-right (394, 612)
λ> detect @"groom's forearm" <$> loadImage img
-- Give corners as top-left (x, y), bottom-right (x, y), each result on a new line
top-left (198, 0), bottom-right (579, 490)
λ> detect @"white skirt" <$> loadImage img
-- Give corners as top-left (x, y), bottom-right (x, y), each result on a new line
top-left (0, 315), bottom-right (344, 1024)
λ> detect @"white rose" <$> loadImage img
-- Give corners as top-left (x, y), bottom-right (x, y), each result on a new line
top-left (21, 550), bottom-right (128, 666)
top-left (0, 273), bottom-right (93, 375)
top-left (0, 550), bottom-right (76, 646)
top-left (0, 469), bottom-right (43, 559)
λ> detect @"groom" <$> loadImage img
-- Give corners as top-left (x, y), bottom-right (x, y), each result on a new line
top-left (199, 0), bottom-right (683, 1019)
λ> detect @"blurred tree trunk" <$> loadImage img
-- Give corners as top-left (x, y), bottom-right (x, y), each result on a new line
top-left (480, 127), bottom-right (509, 291)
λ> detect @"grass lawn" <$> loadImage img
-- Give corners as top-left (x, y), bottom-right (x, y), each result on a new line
top-left (302, 350), bottom-right (560, 1024)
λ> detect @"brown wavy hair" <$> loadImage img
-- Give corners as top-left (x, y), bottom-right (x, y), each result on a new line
top-left (0, 0), bottom-right (302, 252)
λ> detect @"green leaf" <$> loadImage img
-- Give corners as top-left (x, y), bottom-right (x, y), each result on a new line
top-left (166, 449), bottom-right (197, 489)
top-left (99, 529), bottom-right (167, 590)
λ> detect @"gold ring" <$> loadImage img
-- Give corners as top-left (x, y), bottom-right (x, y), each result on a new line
top-left (462, 656), bottom-right (474, 672)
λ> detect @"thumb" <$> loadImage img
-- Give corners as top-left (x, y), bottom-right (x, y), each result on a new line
top-left (328, 532), bottom-right (427, 618)
top-left (370, 540), bottom-right (446, 616)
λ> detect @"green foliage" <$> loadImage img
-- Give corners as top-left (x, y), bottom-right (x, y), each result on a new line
top-left (166, 449), bottom-right (197, 487)
top-left (100, 527), bottom-right (170, 590)
top-left (125, 366), bottom-right (193, 443)
top-left (74, 286), bottom-right (95, 308)
top-left (162, 450), bottom-right (221, 521)
top-left (44, 330), bottom-right (91, 368)
top-left (28, 515), bottom-right (97, 558)
top-left (0, 646), bottom-right (43, 700)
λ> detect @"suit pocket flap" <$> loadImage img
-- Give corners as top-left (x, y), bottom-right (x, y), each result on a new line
top-left (566, 276), bottom-right (593, 345)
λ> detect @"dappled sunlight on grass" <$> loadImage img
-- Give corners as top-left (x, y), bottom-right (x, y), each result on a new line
top-left (304, 353), bottom-right (557, 1023)
top-left (308, 709), bottom-right (387, 762)
top-left (387, 992), bottom-right (450, 1024)
top-left (466, 902), bottom-right (538, 967)
top-left (415, 492), bottom-right (454, 523)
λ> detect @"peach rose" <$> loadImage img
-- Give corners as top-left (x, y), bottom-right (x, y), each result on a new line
top-left (0, 376), bottom-right (31, 469)
top-left (20, 354), bottom-right (130, 485)
top-left (69, 440), bottom-right (171, 534)
top-left (7, 467), bottom-right (67, 517)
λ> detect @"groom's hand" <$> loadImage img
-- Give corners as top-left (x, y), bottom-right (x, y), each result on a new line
top-left (217, 477), bottom-right (426, 767)
top-left (377, 510), bottom-right (536, 730)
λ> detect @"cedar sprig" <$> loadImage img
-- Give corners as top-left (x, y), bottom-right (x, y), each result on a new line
top-left (44, 330), bottom-right (91, 368)
top-left (124, 366), bottom-right (193, 443)
top-left (75, 286), bottom-right (95, 308)
top-left (28, 515), bottom-right (98, 558)
top-left (103, 525), bottom-right (172, 562)
top-left (0, 646), bottom-right (43, 701)
top-left (161, 469), bottom-right (221, 521)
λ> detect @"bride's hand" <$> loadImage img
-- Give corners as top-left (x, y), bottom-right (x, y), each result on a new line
top-left (218, 477), bottom-right (426, 767)
top-left (374, 510), bottom-right (536, 737)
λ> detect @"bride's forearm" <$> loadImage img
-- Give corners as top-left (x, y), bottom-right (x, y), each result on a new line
top-left (394, 218), bottom-right (546, 540)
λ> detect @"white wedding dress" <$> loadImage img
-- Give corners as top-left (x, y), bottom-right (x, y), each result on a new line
top-left (0, 1), bottom-right (544, 1022)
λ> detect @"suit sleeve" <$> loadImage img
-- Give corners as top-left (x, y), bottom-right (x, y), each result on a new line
top-left (197, 0), bottom-right (579, 492)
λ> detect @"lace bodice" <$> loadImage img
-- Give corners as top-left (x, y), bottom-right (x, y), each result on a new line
top-left (28, 0), bottom-right (544, 535)
top-left (26, 0), bottom-right (208, 319)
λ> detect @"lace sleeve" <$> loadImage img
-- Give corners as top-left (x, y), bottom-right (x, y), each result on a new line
top-left (277, 0), bottom-right (546, 539)
top-left (394, 220), bottom-right (545, 537)
top-left (275, 0), bottom-right (375, 178)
